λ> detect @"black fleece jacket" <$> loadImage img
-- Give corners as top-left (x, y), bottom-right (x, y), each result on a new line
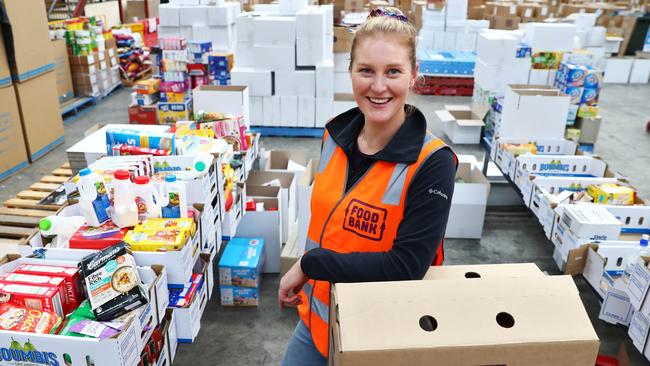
top-left (300, 106), bottom-right (457, 282)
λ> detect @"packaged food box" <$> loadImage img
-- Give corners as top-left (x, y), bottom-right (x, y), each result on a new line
top-left (169, 274), bottom-right (203, 308)
top-left (588, 183), bottom-right (635, 205)
top-left (123, 229), bottom-right (187, 251)
top-left (80, 243), bottom-right (148, 321)
top-left (136, 218), bottom-right (196, 236)
top-left (14, 264), bottom-right (84, 309)
top-left (220, 286), bottom-right (259, 307)
top-left (69, 221), bottom-right (130, 250)
top-left (134, 79), bottom-right (161, 95)
top-left (218, 238), bottom-right (264, 288)
top-left (0, 272), bottom-right (74, 315)
top-left (0, 303), bottom-right (61, 334)
top-left (0, 282), bottom-right (65, 316)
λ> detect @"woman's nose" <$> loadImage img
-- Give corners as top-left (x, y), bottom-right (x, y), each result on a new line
top-left (370, 76), bottom-right (387, 93)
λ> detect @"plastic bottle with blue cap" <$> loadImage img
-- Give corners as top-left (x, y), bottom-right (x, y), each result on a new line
top-left (161, 174), bottom-right (188, 218)
top-left (77, 168), bottom-right (111, 227)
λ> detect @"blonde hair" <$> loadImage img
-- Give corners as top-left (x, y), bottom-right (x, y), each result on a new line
top-left (349, 7), bottom-right (418, 72)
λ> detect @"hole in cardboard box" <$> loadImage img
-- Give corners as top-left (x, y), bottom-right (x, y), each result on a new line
top-left (639, 217), bottom-right (645, 226)
top-left (549, 187), bottom-right (555, 194)
top-left (625, 217), bottom-right (631, 225)
top-left (572, 165), bottom-right (577, 172)
top-left (85, 356), bottom-right (94, 365)
top-left (555, 146), bottom-right (560, 153)
top-left (582, 165), bottom-right (587, 172)
top-left (63, 354), bottom-right (72, 365)
top-left (617, 257), bottom-right (623, 267)
top-left (464, 271), bottom-right (481, 278)
top-left (419, 315), bottom-right (438, 332)
top-left (522, 163), bottom-right (527, 170)
top-left (496, 312), bottom-right (515, 328)
top-left (532, 164), bottom-right (537, 171)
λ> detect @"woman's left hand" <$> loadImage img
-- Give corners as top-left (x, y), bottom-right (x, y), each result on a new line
top-left (278, 258), bottom-right (309, 308)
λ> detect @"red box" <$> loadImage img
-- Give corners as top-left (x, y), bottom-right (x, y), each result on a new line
top-left (69, 222), bottom-right (130, 250)
top-left (129, 104), bottom-right (158, 125)
top-left (0, 272), bottom-right (74, 315)
top-left (13, 264), bottom-right (84, 310)
top-left (0, 281), bottom-right (64, 316)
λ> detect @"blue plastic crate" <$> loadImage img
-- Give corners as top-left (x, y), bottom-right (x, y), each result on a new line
top-left (417, 50), bottom-right (476, 76)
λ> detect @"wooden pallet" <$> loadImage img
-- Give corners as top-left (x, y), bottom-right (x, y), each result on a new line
top-left (0, 162), bottom-right (72, 254)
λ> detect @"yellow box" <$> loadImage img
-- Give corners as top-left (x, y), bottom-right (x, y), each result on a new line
top-left (578, 105), bottom-right (599, 118)
top-left (134, 78), bottom-right (161, 95)
top-left (135, 218), bottom-right (196, 237)
top-left (162, 92), bottom-right (187, 103)
top-left (502, 143), bottom-right (537, 156)
top-left (587, 183), bottom-right (635, 205)
top-left (124, 229), bottom-right (187, 251)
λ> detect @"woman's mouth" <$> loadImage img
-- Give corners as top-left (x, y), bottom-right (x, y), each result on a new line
top-left (367, 97), bottom-right (392, 105)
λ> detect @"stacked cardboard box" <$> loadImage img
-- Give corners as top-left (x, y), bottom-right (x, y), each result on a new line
top-left (2, 0), bottom-right (64, 163)
top-left (232, 2), bottom-right (334, 128)
top-left (159, 2), bottom-right (241, 52)
top-left (69, 44), bottom-right (121, 98)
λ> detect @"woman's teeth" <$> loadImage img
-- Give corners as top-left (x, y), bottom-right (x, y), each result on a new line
top-left (368, 97), bottom-right (390, 104)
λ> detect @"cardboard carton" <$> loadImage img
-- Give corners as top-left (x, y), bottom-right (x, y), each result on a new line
top-left (422, 262), bottom-right (544, 280)
top-left (13, 71), bottom-right (65, 162)
top-left (237, 188), bottom-right (282, 273)
top-left (193, 85), bottom-right (250, 128)
top-left (0, 87), bottom-right (28, 182)
top-left (246, 171), bottom-right (297, 244)
top-left (435, 104), bottom-right (487, 144)
top-left (500, 84), bottom-right (569, 140)
top-left (50, 40), bottom-right (74, 103)
top-left (488, 15), bottom-right (520, 30)
top-left (3, 0), bottom-right (54, 82)
top-left (445, 162), bottom-right (490, 239)
top-left (333, 26), bottom-right (354, 52)
top-left (0, 29), bottom-right (11, 88)
top-left (330, 276), bottom-right (599, 365)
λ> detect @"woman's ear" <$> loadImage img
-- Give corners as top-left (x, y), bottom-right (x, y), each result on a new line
top-left (411, 63), bottom-right (419, 87)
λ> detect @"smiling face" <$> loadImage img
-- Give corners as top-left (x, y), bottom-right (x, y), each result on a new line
top-left (350, 33), bottom-right (417, 128)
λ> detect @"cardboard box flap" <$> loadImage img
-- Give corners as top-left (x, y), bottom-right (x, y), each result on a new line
top-left (423, 263), bottom-right (544, 280)
top-left (334, 276), bottom-right (598, 352)
top-left (299, 159), bottom-right (318, 187)
top-left (267, 150), bottom-right (309, 170)
top-left (434, 110), bottom-right (455, 123)
top-left (456, 119), bottom-right (485, 127)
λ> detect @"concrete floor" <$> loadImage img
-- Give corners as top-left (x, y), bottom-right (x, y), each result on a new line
top-left (1, 84), bottom-right (650, 364)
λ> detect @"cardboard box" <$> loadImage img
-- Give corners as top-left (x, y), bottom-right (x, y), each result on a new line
top-left (560, 204), bottom-right (622, 241)
top-left (207, 3), bottom-right (238, 26)
top-left (297, 37), bottom-right (327, 67)
top-left (316, 59), bottom-right (334, 97)
top-left (329, 276), bottom-right (599, 365)
top-left (3, 0), bottom-right (54, 82)
top-left (0, 29), bottom-right (12, 88)
top-left (603, 58), bottom-right (634, 84)
top-left (298, 96), bottom-right (316, 128)
top-left (333, 26), bottom-right (354, 52)
top-left (219, 238), bottom-right (264, 287)
top-left (193, 85), bottom-right (250, 127)
top-left (280, 95), bottom-right (299, 127)
top-left (297, 7), bottom-right (327, 39)
top-left (499, 84), bottom-right (569, 140)
top-left (250, 96), bottom-right (264, 126)
top-left (230, 68), bottom-right (272, 97)
top-left (630, 59), bottom-right (650, 84)
top-left (435, 104), bottom-right (487, 144)
top-left (175, 256), bottom-right (210, 342)
top-left (0, 87), bottom-right (28, 182)
top-left (488, 15), bottom-right (520, 30)
top-left (253, 45), bottom-right (296, 72)
top-left (443, 160), bottom-right (490, 238)
top-left (491, 137), bottom-right (577, 181)
top-left (334, 72), bottom-right (352, 94)
top-left (253, 16), bottom-right (297, 47)
top-left (423, 262), bottom-right (544, 280)
top-left (525, 23), bottom-right (577, 52)
top-left (263, 96), bottom-right (281, 126)
top-left (13, 71), bottom-right (64, 162)
top-left (276, 70), bottom-right (316, 97)
top-left (281, 222), bottom-right (301, 277)
top-left (476, 32), bottom-right (517, 65)
top-left (473, 58), bottom-right (530, 94)
top-left (237, 188), bottom-right (282, 273)
top-left (315, 96), bottom-right (334, 127)
top-left (247, 171), bottom-right (297, 244)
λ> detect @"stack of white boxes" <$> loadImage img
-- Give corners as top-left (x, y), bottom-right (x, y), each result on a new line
top-left (232, 3), bottom-right (335, 128)
top-left (524, 22), bottom-right (577, 85)
top-left (159, 1), bottom-right (241, 52)
top-left (473, 31), bottom-right (530, 95)
top-left (417, 0), bottom-right (489, 53)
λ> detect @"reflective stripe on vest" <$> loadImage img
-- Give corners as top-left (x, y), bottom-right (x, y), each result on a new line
top-left (298, 130), bottom-right (453, 358)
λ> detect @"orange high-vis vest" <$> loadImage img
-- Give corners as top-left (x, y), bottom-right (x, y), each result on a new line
top-left (297, 130), bottom-right (451, 357)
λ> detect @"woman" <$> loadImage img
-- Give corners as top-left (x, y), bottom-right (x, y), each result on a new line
top-left (279, 8), bottom-right (457, 365)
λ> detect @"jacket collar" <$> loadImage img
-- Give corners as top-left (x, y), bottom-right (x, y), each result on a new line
top-left (325, 105), bottom-right (427, 164)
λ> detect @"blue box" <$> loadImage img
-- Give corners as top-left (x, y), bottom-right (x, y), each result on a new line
top-left (220, 286), bottom-right (259, 306)
top-left (106, 128), bottom-right (175, 154)
top-left (516, 43), bottom-right (532, 58)
top-left (188, 41), bottom-right (212, 54)
top-left (218, 238), bottom-right (264, 288)
top-left (417, 50), bottom-right (476, 76)
top-left (583, 70), bottom-right (602, 89)
top-left (559, 85), bottom-right (584, 104)
top-left (580, 87), bottom-right (599, 106)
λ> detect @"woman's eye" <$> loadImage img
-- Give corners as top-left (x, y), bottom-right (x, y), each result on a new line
top-left (359, 68), bottom-right (372, 75)
top-left (387, 69), bottom-right (401, 75)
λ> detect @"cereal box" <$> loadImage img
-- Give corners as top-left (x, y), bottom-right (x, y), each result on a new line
top-left (13, 264), bottom-right (84, 310)
top-left (218, 238), bottom-right (264, 288)
top-left (0, 303), bottom-right (61, 334)
top-left (0, 282), bottom-right (64, 316)
top-left (0, 272), bottom-right (74, 315)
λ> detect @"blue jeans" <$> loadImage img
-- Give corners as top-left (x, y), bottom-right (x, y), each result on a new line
top-left (281, 320), bottom-right (327, 366)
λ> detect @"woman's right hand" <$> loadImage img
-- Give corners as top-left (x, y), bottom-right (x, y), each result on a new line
top-left (278, 258), bottom-right (309, 308)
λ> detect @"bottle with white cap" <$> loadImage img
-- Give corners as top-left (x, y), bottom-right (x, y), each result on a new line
top-left (133, 176), bottom-right (162, 223)
top-left (623, 234), bottom-right (650, 282)
top-left (77, 168), bottom-right (111, 227)
top-left (161, 174), bottom-right (188, 218)
top-left (192, 153), bottom-right (214, 177)
top-left (111, 170), bottom-right (139, 228)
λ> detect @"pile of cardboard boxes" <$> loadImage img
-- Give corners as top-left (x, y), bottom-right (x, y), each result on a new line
top-left (68, 38), bottom-right (121, 98)
top-left (0, 0), bottom-right (64, 181)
